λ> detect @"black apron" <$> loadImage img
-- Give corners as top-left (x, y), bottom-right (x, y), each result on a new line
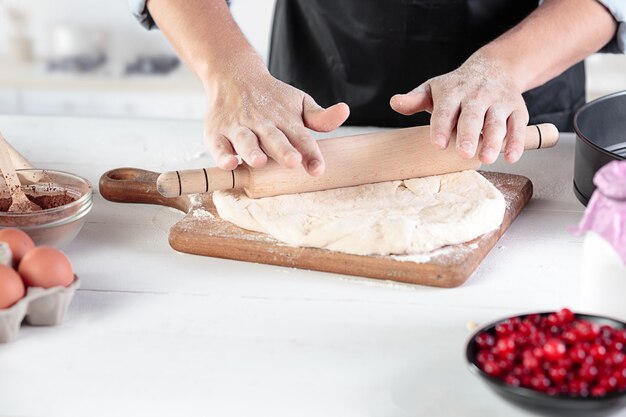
top-left (268, 0), bottom-right (585, 131)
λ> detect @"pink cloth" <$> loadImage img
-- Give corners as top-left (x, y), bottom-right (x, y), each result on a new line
top-left (573, 161), bottom-right (626, 265)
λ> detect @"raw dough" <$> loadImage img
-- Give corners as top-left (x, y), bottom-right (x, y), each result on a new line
top-left (212, 170), bottom-right (506, 256)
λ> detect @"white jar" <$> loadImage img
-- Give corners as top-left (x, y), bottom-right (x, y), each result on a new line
top-left (580, 231), bottom-right (626, 320)
top-left (574, 161), bottom-right (626, 319)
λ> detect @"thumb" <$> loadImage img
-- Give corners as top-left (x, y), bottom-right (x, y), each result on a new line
top-left (303, 95), bottom-right (350, 132)
top-left (390, 83), bottom-right (433, 116)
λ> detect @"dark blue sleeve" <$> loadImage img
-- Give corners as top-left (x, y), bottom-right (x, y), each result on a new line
top-left (129, 0), bottom-right (232, 30)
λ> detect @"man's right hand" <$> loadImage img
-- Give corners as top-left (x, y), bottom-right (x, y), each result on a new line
top-left (147, 0), bottom-right (349, 177)
top-left (204, 62), bottom-right (349, 176)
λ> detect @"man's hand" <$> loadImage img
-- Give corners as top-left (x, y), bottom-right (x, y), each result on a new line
top-left (390, 55), bottom-right (528, 164)
top-left (204, 63), bottom-right (349, 175)
top-left (390, 0), bottom-right (618, 165)
top-left (147, 0), bottom-right (349, 176)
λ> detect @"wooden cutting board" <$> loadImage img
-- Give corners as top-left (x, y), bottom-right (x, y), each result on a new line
top-left (99, 168), bottom-right (532, 288)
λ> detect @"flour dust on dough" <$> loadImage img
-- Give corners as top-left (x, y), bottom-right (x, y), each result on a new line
top-left (212, 170), bottom-right (506, 256)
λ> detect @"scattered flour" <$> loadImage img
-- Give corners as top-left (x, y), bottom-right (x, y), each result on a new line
top-left (192, 208), bottom-right (214, 218)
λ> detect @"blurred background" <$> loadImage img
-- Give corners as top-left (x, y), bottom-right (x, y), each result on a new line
top-left (0, 0), bottom-right (625, 121)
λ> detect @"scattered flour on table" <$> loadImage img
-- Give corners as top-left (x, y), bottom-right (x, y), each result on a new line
top-left (192, 208), bottom-right (214, 218)
top-left (189, 194), bottom-right (203, 208)
top-left (332, 275), bottom-right (425, 291)
top-left (390, 243), bottom-right (480, 264)
top-left (466, 320), bottom-right (480, 331)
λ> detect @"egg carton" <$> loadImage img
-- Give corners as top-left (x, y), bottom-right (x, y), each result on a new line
top-left (0, 276), bottom-right (80, 343)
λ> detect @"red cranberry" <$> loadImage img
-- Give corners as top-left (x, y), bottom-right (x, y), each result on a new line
top-left (600, 325), bottom-right (613, 339)
top-left (543, 339), bottom-right (566, 361)
top-left (579, 364), bottom-right (599, 383)
top-left (513, 334), bottom-right (529, 347)
top-left (529, 331), bottom-right (547, 346)
top-left (591, 386), bottom-right (607, 397)
top-left (526, 314), bottom-right (542, 326)
top-left (569, 345), bottom-right (587, 363)
top-left (576, 321), bottom-right (601, 341)
top-left (583, 355), bottom-right (596, 366)
top-left (609, 339), bottom-right (625, 352)
top-left (476, 350), bottom-right (494, 365)
top-left (614, 330), bottom-right (626, 345)
top-left (556, 358), bottom-right (573, 371)
top-left (511, 365), bottom-right (530, 378)
top-left (613, 368), bottom-right (626, 386)
top-left (532, 347), bottom-right (545, 360)
top-left (519, 321), bottom-right (536, 335)
top-left (476, 332), bottom-right (495, 349)
top-left (589, 344), bottom-right (608, 362)
top-left (548, 366), bottom-right (568, 384)
top-left (495, 322), bottom-right (514, 337)
top-left (562, 330), bottom-right (578, 344)
top-left (504, 375), bottom-right (521, 387)
top-left (523, 355), bottom-right (540, 370)
top-left (607, 351), bottom-right (626, 367)
top-left (568, 380), bottom-right (590, 397)
top-left (498, 359), bottom-right (514, 373)
top-left (496, 337), bottom-right (516, 357)
top-left (599, 337), bottom-right (613, 349)
top-left (547, 314), bottom-right (561, 327)
top-left (557, 308), bottom-right (575, 324)
top-left (530, 375), bottom-right (551, 392)
top-left (598, 375), bottom-right (618, 390)
top-left (483, 361), bottom-right (501, 377)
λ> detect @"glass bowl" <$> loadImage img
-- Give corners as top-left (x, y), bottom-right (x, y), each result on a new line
top-left (0, 169), bottom-right (93, 247)
top-left (466, 311), bottom-right (626, 414)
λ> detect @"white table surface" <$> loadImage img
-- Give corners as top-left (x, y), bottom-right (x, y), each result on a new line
top-left (0, 115), bottom-right (612, 417)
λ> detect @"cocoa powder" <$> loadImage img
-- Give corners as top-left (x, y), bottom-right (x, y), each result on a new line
top-left (0, 191), bottom-right (76, 212)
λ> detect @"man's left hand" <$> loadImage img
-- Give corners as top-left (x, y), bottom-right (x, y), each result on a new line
top-left (390, 54), bottom-right (529, 164)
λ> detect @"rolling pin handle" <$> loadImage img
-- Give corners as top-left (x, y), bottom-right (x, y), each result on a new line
top-left (157, 167), bottom-right (237, 197)
top-left (523, 123), bottom-right (559, 150)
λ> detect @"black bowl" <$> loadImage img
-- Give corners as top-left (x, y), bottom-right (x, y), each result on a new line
top-left (573, 91), bottom-right (626, 206)
top-left (466, 311), bottom-right (626, 414)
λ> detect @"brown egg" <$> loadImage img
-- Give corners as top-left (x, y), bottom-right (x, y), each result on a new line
top-left (0, 264), bottom-right (25, 309)
top-left (18, 246), bottom-right (74, 288)
top-left (0, 228), bottom-right (35, 265)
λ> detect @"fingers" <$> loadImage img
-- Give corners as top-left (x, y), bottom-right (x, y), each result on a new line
top-left (389, 84), bottom-right (433, 116)
top-left (503, 109), bottom-right (529, 163)
top-left (429, 98), bottom-right (527, 164)
top-left (302, 95), bottom-right (350, 132)
top-left (204, 133), bottom-right (239, 170)
top-left (253, 125), bottom-right (302, 169)
top-left (280, 126), bottom-right (326, 176)
top-left (430, 97), bottom-right (460, 150)
top-left (455, 102), bottom-right (488, 159)
top-left (227, 127), bottom-right (267, 168)
top-left (479, 107), bottom-right (507, 164)
top-left (207, 125), bottom-right (311, 173)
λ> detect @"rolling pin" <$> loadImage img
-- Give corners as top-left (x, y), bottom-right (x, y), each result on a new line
top-left (157, 123), bottom-right (558, 198)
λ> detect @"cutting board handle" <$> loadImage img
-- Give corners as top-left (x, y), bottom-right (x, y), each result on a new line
top-left (99, 168), bottom-right (189, 212)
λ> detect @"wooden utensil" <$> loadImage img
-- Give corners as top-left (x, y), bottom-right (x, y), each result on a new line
top-left (0, 132), bottom-right (41, 212)
top-left (157, 123), bottom-right (557, 198)
top-left (0, 134), bottom-right (47, 191)
top-left (100, 168), bottom-right (532, 288)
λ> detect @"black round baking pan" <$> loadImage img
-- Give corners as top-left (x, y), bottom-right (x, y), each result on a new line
top-left (573, 91), bottom-right (626, 206)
